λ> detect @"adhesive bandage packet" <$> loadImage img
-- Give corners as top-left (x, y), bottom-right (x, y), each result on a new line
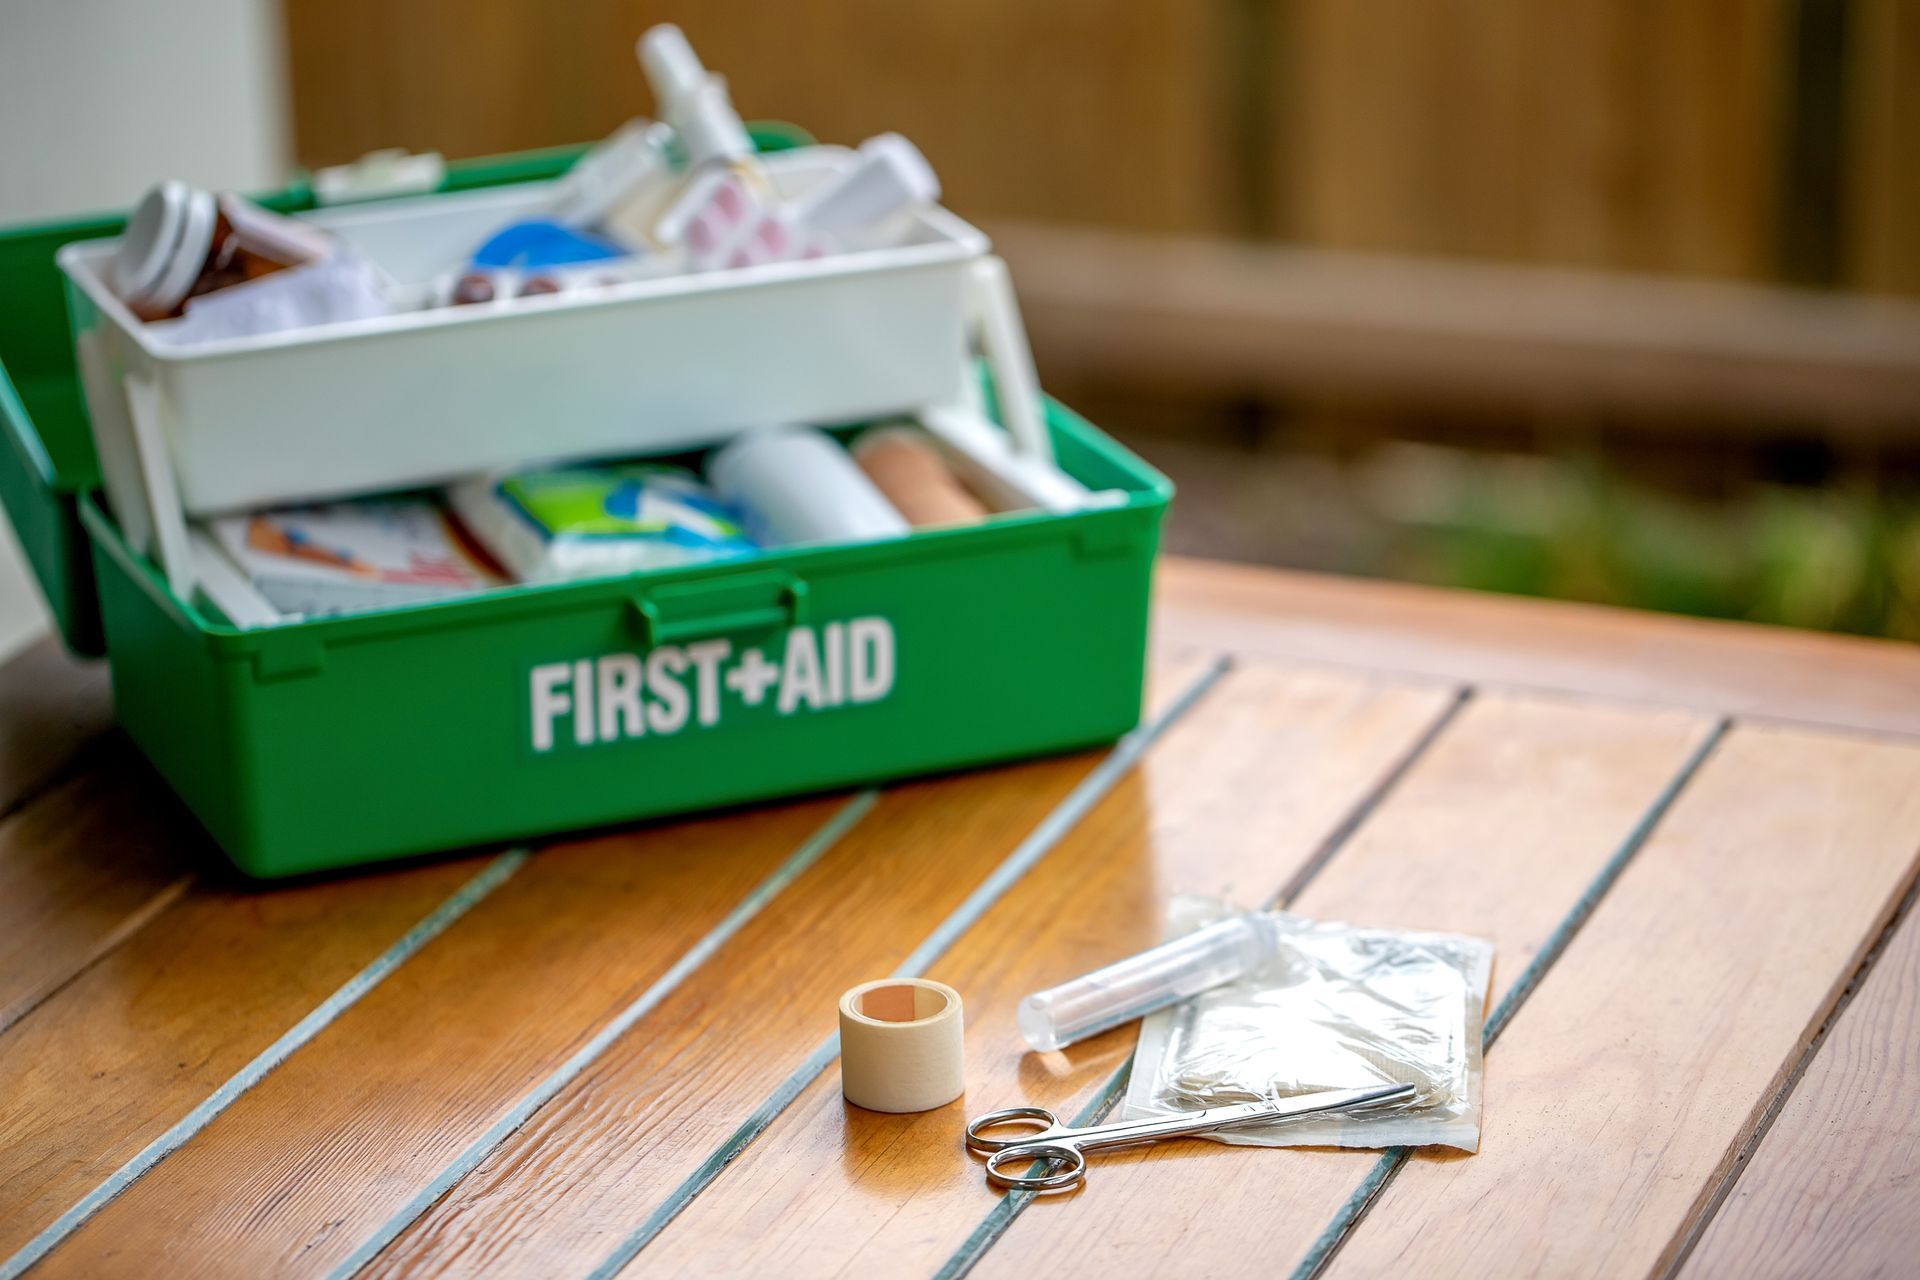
top-left (1122, 898), bottom-right (1493, 1152)
top-left (656, 132), bottom-right (939, 272)
top-left (449, 463), bottom-right (756, 584)
top-left (210, 498), bottom-right (506, 617)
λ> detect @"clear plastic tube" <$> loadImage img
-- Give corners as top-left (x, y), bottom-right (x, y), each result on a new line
top-left (1017, 914), bottom-right (1281, 1052)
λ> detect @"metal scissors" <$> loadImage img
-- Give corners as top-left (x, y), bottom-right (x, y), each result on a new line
top-left (964, 1082), bottom-right (1416, 1191)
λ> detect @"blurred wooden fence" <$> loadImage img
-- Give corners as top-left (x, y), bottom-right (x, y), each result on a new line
top-left (283, 0), bottom-right (1920, 432)
top-left (285, 0), bottom-right (1916, 294)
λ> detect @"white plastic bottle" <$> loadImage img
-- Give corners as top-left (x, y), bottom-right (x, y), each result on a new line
top-left (635, 25), bottom-right (773, 261)
top-left (638, 25), bottom-right (758, 178)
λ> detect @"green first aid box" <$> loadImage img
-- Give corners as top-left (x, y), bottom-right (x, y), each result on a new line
top-left (0, 134), bottom-right (1169, 878)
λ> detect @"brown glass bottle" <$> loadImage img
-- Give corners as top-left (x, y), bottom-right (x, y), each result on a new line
top-left (112, 182), bottom-right (330, 322)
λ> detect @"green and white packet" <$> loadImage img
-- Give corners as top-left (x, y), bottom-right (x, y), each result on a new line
top-left (450, 462), bottom-right (755, 584)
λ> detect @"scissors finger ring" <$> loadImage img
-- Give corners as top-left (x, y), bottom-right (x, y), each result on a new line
top-left (984, 1142), bottom-right (1085, 1191)
top-left (964, 1106), bottom-right (1061, 1153)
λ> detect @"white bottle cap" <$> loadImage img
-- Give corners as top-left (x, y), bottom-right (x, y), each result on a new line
top-left (112, 180), bottom-right (217, 315)
top-left (638, 25), bottom-right (704, 105)
top-left (637, 25), bottom-right (753, 167)
top-left (792, 134), bottom-right (940, 239)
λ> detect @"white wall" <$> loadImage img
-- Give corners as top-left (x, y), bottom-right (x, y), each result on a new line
top-left (0, 0), bottom-right (291, 659)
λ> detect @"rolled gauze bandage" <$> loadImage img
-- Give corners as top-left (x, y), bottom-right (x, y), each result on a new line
top-left (708, 424), bottom-right (909, 548)
top-left (838, 978), bottom-right (965, 1113)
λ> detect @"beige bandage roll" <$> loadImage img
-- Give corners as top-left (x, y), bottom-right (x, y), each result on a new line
top-left (851, 426), bottom-right (990, 529)
top-left (838, 978), bottom-right (966, 1113)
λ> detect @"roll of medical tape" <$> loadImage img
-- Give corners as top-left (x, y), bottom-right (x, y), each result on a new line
top-left (838, 977), bottom-right (966, 1113)
top-left (851, 427), bottom-right (990, 529)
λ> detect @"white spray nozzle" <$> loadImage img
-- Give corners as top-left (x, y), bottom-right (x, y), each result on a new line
top-left (637, 24), bottom-right (753, 168)
top-left (638, 25), bottom-right (705, 106)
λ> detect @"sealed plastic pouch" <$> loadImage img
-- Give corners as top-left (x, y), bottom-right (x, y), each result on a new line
top-left (1122, 898), bottom-right (1493, 1152)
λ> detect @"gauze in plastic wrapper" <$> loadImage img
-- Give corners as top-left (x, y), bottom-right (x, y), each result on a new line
top-left (1122, 897), bottom-right (1493, 1151)
top-left (158, 252), bottom-right (392, 345)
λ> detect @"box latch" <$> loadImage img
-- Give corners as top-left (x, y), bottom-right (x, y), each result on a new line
top-left (630, 570), bottom-right (810, 647)
top-left (252, 633), bottom-right (327, 682)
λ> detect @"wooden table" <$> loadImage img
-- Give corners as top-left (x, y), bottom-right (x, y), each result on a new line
top-left (3, 556), bottom-right (1917, 1279)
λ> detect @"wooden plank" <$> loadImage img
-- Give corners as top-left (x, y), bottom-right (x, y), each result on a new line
top-left (358, 753), bottom-right (1113, 1276)
top-left (1, 656), bottom-right (1194, 1274)
top-left (1153, 556), bottom-right (1920, 737)
top-left (969, 691), bottom-right (1715, 1278)
top-left (0, 636), bottom-right (111, 816)
top-left (0, 854), bottom-right (489, 1257)
top-left (30, 796), bottom-right (855, 1278)
top-left (1323, 722), bottom-right (1920, 1279)
top-left (1277, 0), bottom-right (1783, 279)
top-left (1847, 0), bottom-right (1920, 295)
top-left (0, 635), bottom-right (165, 1036)
top-left (636, 662), bottom-right (1459, 1278)
top-left (1280, 0), bottom-right (1520, 259)
top-left (0, 749), bottom-right (202, 1036)
top-left (1677, 895), bottom-right (1920, 1277)
top-left (0, 658), bottom-right (1194, 1274)
top-left (994, 223), bottom-right (1920, 430)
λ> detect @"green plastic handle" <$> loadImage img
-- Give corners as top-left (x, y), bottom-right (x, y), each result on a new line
top-left (631, 571), bottom-right (809, 646)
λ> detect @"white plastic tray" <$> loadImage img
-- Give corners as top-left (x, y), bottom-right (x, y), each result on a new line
top-left (59, 147), bottom-right (990, 518)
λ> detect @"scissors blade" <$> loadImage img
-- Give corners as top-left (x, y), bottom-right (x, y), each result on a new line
top-left (1255, 1081), bottom-right (1416, 1123)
